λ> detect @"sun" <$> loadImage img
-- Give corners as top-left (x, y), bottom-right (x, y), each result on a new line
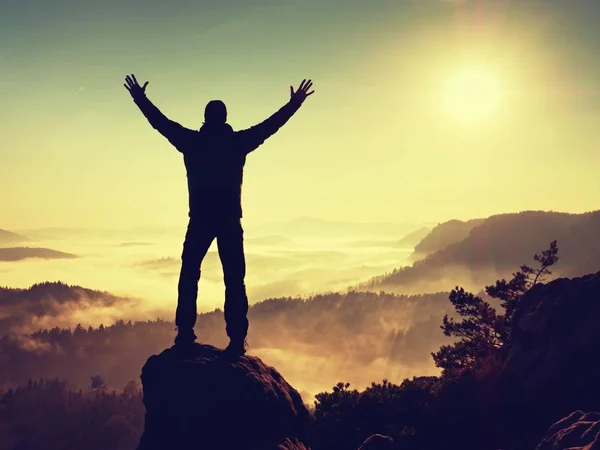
top-left (442, 67), bottom-right (503, 123)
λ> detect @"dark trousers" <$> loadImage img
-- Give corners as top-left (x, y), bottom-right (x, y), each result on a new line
top-left (175, 216), bottom-right (249, 340)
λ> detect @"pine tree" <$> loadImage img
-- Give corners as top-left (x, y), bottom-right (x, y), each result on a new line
top-left (432, 240), bottom-right (559, 373)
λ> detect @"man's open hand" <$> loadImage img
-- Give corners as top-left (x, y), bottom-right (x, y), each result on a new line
top-left (124, 74), bottom-right (149, 99)
top-left (290, 79), bottom-right (315, 104)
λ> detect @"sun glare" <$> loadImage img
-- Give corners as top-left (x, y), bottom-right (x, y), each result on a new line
top-left (442, 67), bottom-right (503, 123)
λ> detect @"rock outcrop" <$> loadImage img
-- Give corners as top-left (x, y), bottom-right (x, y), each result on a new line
top-left (500, 272), bottom-right (600, 438)
top-left (357, 434), bottom-right (394, 449)
top-left (537, 410), bottom-right (600, 450)
top-left (137, 344), bottom-right (312, 450)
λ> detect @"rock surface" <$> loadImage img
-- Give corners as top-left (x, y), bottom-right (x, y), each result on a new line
top-left (500, 272), bottom-right (600, 437)
top-left (357, 434), bottom-right (394, 449)
top-left (137, 344), bottom-right (312, 450)
top-left (537, 410), bottom-right (600, 450)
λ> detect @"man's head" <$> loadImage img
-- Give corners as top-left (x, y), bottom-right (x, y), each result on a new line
top-left (204, 100), bottom-right (227, 124)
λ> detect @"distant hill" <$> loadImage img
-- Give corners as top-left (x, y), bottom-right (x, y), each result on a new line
top-left (0, 281), bottom-right (120, 307)
top-left (410, 219), bottom-right (485, 261)
top-left (0, 247), bottom-right (76, 262)
top-left (0, 281), bottom-right (132, 337)
top-left (396, 227), bottom-right (431, 249)
top-left (0, 229), bottom-right (30, 245)
top-left (365, 210), bottom-right (600, 294)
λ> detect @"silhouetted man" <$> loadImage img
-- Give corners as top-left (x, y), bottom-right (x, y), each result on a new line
top-left (124, 74), bottom-right (314, 355)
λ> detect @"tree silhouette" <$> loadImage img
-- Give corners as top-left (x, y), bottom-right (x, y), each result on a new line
top-left (123, 380), bottom-right (141, 397)
top-left (432, 240), bottom-right (559, 373)
top-left (90, 374), bottom-right (107, 391)
top-left (1, 377), bottom-right (143, 450)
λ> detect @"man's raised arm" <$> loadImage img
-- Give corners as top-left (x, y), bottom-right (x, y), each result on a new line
top-left (124, 73), bottom-right (195, 151)
top-left (238, 79), bottom-right (315, 153)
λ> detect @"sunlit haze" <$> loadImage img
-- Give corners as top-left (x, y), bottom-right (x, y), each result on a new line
top-left (442, 66), bottom-right (503, 123)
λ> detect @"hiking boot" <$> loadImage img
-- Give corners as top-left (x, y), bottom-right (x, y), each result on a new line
top-left (224, 338), bottom-right (248, 356)
top-left (174, 327), bottom-right (197, 346)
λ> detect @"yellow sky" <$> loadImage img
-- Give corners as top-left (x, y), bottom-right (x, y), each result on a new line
top-left (1, 0), bottom-right (599, 230)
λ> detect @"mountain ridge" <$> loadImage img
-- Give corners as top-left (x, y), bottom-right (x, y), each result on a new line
top-left (0, 247), bottom-right (77, 262)
top-left (364, 210), bottom-right (600, 293)
top-left (0, 229), bottom-right (30, 245)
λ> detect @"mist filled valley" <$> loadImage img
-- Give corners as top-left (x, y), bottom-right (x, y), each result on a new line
top-left (1, 218), bottom-right (438, 398)
top-left (1, 218), bottom-right (421, 318)
top-left (3, 210), bottom-right (600, 402)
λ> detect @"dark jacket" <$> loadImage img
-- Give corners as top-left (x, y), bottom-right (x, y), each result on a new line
top-left (133, 95), bottom-right (302, 219)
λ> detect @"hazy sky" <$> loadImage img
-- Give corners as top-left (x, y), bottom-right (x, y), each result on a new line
top-left (1, 0), bottom-right (599, 229)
